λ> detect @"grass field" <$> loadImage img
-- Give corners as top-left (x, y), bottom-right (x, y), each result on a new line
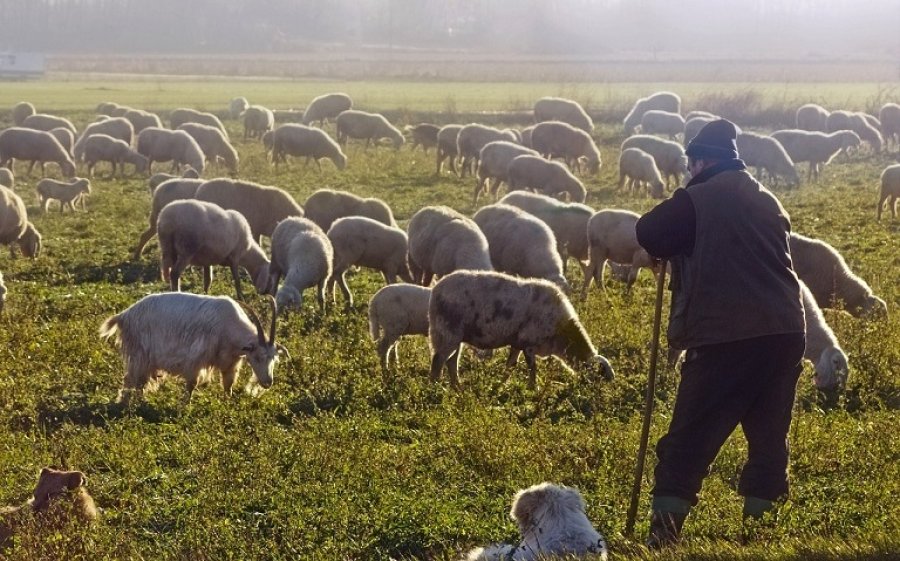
top-left (0, 78), bottom-right (897, 560)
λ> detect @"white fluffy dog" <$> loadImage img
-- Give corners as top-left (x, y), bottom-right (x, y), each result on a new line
top-left (467, 482), bottom-right (608, 560)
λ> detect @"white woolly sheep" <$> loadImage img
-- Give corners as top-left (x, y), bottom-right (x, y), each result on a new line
top-left (368, 284), bottom-right (432, 374)
top-left (789, 232), bottom-right (887, 318)
top-left (136, 127), bottom-right (206, 175)
top-left (195, 178), bottom-right (304, 243)
top-left (229, 97), bottom-right (249, 119)
top-left (303, 188), bottom-right (396, 232)
top-left (799, 279), bottom-right (849, 391)
top-left (682, 116), bottom-right (714, 147)
top-left (473, 203), bottom-right (568, 291)
top-left (407, 123), bottom-right (441, 153)
top-left (268, 217), bottom-right (333, 312)
top-left (326, 216), bottom-right (413, 308)
top-left (82, 134), bottom-right (149, 178)
top-left (11, 102), bottom-right (35, 126)
top-left (878, 164), bottom-right (900, 219)
top-left (530, 121), bottom-right (602, 175)
top-left (736, 132), bottom-right (800, 187)
top-left (147, 168), bottom-right (200, 193)
top-left (407, 206), bottom-right (492, 285)
top-left (618, 147), bottom-right (665, 199)
top-left (49, 127), bottom-right (74, 157)
top-left (335, 110), bottom-right (405, 150)
top-left (623, 91), bottom-right (681, 134)
top-left (169, 108), bottom-right (228, 137)
top-left (825, 110), bottom-right (854, 134)
top-left (243, 105), bottom-right (274, 140)
top-left (302, 93), bottom-right (353, 126)
top-left (475, 141), bottom-right (539, 203)
top-left (123, 108), bottom-right (163, 133)
top-left (73, 117), bottom-right (134, 161)
top-left (639, 110), bottom-right (685, 140)
top-left (133, 178), bottom-right (205, 259)
top-left (796, 104), bottom-right (829, 131)
top-left (771, 129), bottom-right (860, 182)
top-left (0, 186), bottom-right (41, 259)
top-left (177, 122), bottom-right (239, 173)
top-left (878, 103), bottom-right (900, 149)
top-left (506, 154), bottom-right (586, 203)
top-left (533, 97), bottom-right (594, 133)
top-left (22, 114), bottom-right (77, 135)
top-left (157, 199), bottom-right (270, 300)
top-left (849, 113), bottom-right (883, 153)
top-left (428, 270), bottom-right (613, 389)
top-left (620, 135), bottom-right (688, 189)
top-left (100, 292), bottom-right (280, 404)
top-left (0, 127), bottom-right (76, 178)
top-left (36, 177), bottom-right (91, 213)
top-left (582, 209), bottom-right (655, 296)
top-left (435, 124), bottom-right (463, 175)
top-left (0, 167), bottom-right (12, 189)
top-left (456, 124), bottom-right (520, 178)
top-left (271, 124), bottom-right (346, 170)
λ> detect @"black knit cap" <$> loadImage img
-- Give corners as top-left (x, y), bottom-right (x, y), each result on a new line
top-left (686, 118), bottom-right (741, 161)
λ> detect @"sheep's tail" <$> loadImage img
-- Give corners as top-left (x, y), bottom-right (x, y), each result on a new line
top-left (99, 314), bottom-right (121, 341)
top-left (367, 305), bottom-right (381, 341)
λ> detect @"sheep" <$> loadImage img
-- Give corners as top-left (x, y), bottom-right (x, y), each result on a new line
top-left (10, 102), bottom-right (36, 126)
top-left (133, 178), bottom-right (205, 259)
top-left (21, 113), bottom-right (77, 135)
top-left (82, 134), bottom-right (149, 178)
top-left (195, 178), bottom-right (304, 243)
top-left (147, 167), bottom-right (200, 193)
top-left (520, 125), bottom-right (536, 149)
top-left (736, 132), bottom-right (800, 187)
top-left (271, 124), bottom-right (346, 170)
top-left (96, 101), bottom-right (124, 116)
top-left (581, 209), bottom-right (655, 297)
top-left (406, 123), bottom-right (440, 153)
top-left (335, 110), bottom-right (405, 149)
top-left (623, 91), bottom-right (681, 134)
top-left (849, 112), bottom-right (883, 153)
top-left (475, 141), bottom-right (539, 203)
top-left (472, 203), bottom-right (568, 291)
top-left (406, 206), bottom-right (492, 285)
top-left (436, 124), bottom-right (463, 175)
top-left (533, 97), bottom-right (594, 133)
top-left (0, 186), bottom-right (41, 259)
top-left (123, 108), bottom-right (163, 133)
top-left (49, 127), bottom-right (75, 157)
top-left (796, 104), bottom-right (829, 131)
top-left (73, 117), bottom-right (134, 161)
top-left (0, 270), bottom-right (5, 314)
top-left (0, 127), bottom-right (76, 178)
top-left (229, 97), bottom-right (249, 119)
top-left (268, 217), bottom-right (333, 312)
top-left (617, 147), bottom-right (665, 199)
top-left (770, 129), bottom-right (860, 182)
top-left (326, 216), bottom-right (413, 308)
top-left (506, 154), bottom-right (586, 203)
top-left (0, 167), bottom-right (12, 188)
top-left (877, 164), bottom-right (900, 219)
top-left (620, 135), bottom-right (688, 189)
top-left (36, 177), bottom-right (91, 213)
top-left (789, 232), bottom-right (887, 318)
top-left (100, 292), bottom-right (281, 404)
top-left (682, 116), bottom-right (714, 147)
top-left (243, 105), bottom-right (275, 140)
top-left (368, 284), bottom-right (432, 374)
top-left (456, 124), bottom-right (520, 177)
top-left (177, 122), bottom-right (239, 173)
top-left (157, 200), bottom-right (270, 300)
top-left (428, 270), bottom-right (614, 389)
top-left (825, 110), bottom-right (854, 134)
top-left (302, 93), bottom-right (353, 126)
top-left (136, 127), bottom-right (206, 175)
top-left (639, 110), bottom-right (685, 140)
top-left (530, 121), bottom-right (602, 175)
top-left (799, 280), bottom-right (849, 391)
top-left (303, 188), bottom-right (396, 232)
top-left (878, 103), bottom-right (900, 149)
top-left (169, 108), bottom-right (228, 137)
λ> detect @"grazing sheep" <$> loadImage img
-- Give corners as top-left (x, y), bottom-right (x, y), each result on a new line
top-left (530, 121), bottom-right (602, 175)
top-left (456, 124), bottom-right (520, 178)
top-left (22, 113), bottom-right (77, 135)
top-left (407, 123), bottom-right (441, 153)
top-left (878, 103), bottom-right (900, 149)
top-left (0, 127), bottom-right (76, 178)
top-left (825, 110), bottom-right (854, 134)
top-left (618, 147), bottom-right (665, 198)
top-left (133, 178), bottom-right (205, 258)
top-left (271, 124), bottom-right (346, 170)
top-left (736, 132), bottom-right (800, 187)
top-left (36, 177), bottom-right (91, 213)
top-left (303, 188), bottom-right (396, 232)
top-left (73, 117), bottom-right (134, 161)
top-left (326, 216), bottom-right (413, 308)
top-left (849, 112), bottom-right (883, 153)
top-left (123, 108), bottom-right (163, 134)
top-left (169, 108), bottom-right (228, 137)
top-left (473, 203), bottom-right (568, 291)
top-left (519, 125), bottom-right (536, 149)
top-left (49, 127), bottom-right (74, 157)
top-left (682, 116), bottom-right (714, 147)
top-left (195, 179), bottom-right (304, 242)
top-left (100, 292), bottom-right (280, 403)
top-left (639, 110), bottom-right (685, 139)
top-left (10, 102), bottom-right (36, 126)
top-left (268, 217), bottom-right (333, 312)
top-left (335, 110), bottom-right (404, 149)
top-left (436, 124), bottom-right (463, 175)
top-left (789, 232), bottom-right (887, 318)
top-left (475, 141), bottom-right (539, 203)
top-left (799, 280), bottom-right (849, 391)
top-left (407, 206), bottom-right (492, 285)
top-left (878, 164), bottom-right (900, 219)
top-left (507, 154), bottom-right (587, 203)
top-left (82, 134), bottom-right (149, 178)
top-left (147, 167), bottom-right (200, 193)
top-left (368, 284), bottom-right (432, 374)
top-left (136, 127), bottom-right (206, 175)
top-left (229, 97), bottom-right (249, 119)
top-left (796, 104), bottom-right (830, 131)
top-left (0, 167), bottom-right (12, 188)
top-left (623, 91), bottom-right (681, 134)
top-left (157, 200), bottom-right (270, 300)
top-left (177, 122), bottom-right (239, 173)
top-left (0, 186), bottom-right (41, 259)
top-left (428, 270), bottom-right (614, 389)
top-left (533, 97), bottom-right (594, 133)
top-left (243, 105), bottom-right (275, 140)
top-left (620, 135), bottom-right (688, 189)
top-left (770, 129), bottom-right (860, 182)
top-left (302, 93), bottom-right (353, 126)
top-left (582, 209), bottom-right (655, 296)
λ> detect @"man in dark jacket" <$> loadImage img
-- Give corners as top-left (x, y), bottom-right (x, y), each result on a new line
top-left (635, 119), bottom-right (806, 548)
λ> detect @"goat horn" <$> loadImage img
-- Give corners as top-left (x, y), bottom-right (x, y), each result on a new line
top-left (239, 300), bottom-right (266, 345)
top-left (267, 295), bottom-right (278, 344)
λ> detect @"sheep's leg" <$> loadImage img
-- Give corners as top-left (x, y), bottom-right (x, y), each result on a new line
top-left (473, 176), bottom-right (485, 204)
top-left (435, 149), bottom-right (444, 174)
top-left (41, 197), bottom-right (50, 213)
top-left (133, 227), bottom-right (155, 260)
top-left (617, 170), bottom-right (626, 190)
top-left (229, 263), bottom-right (244, 301)
top-left (450, 154), bottom-right (459, 176)
top-left (182, 373), bottom-right (199, 404)
top-left (447, 345), bottom-right (463, 390)
top-left (59, 199), bottom-right (66, 213)
top-left (268, 271), bottom-right (281, 296)
top-left (221, 364), bottom-right (238, 397)
top-left (336, 271), bottom-right (353, 308)
top-left (559, 246), bottom-right (569, 275)
top-left (377, 336), bottom-right (394, 374)
top-left (581, 256), bottom-right (596, 299)
top-left (524, 350), bottom-right (538, 390)
top-left (421, 271), bottom-right (434, 287)
top-left (26, 160), bottom-right (36, 177)
top-left (203, 266), bottom-right (214, 293)
top-left (316, 279), bottom-right (327, 311)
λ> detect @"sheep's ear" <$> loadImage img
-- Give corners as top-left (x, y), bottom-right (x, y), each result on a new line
top-left (67, 471), bottom-right (86, 489)
top-left (40, 467), bottom-right (51, 477)
top-left (511, 486), bottom-right (546, 527)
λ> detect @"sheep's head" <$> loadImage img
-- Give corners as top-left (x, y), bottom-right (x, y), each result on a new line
top-left (61, 160), bottom-right (76, 178)
top-left (334, 151), bottom-right (348, 170)
top-left (30, 468), bottom-right (86, 511)
top-left (861, 295), bottom-right (888, 319)
top-left (839, 131), bottom-right (861, 149)
top-left (76, 178), bottom-right (91, 194)
top-left (19, 223), bottom-right (41, 259)
top-left (391, 131), bottom-right (406, 150)
top-left (133, 154), bottom-right (149, 174)
top-left (589, 354), bottom-right (615, 381)
top-left (239, 296), bottom-right (282, 390)
top-left (181, 166), bottom-right (200, 179)
top-left (275, 285), bottom-right (302, 311)
top-left (650, 179), bottom-right (665, 199)
top-left (814, 347), bottom-right (849, 391)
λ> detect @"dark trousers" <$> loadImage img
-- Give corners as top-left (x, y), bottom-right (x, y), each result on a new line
top-left (652, 332), bottom-right (805, 505)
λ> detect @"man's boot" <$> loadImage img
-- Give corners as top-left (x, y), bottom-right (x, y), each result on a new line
top-left (646, 496), bottom-right (690, 549)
